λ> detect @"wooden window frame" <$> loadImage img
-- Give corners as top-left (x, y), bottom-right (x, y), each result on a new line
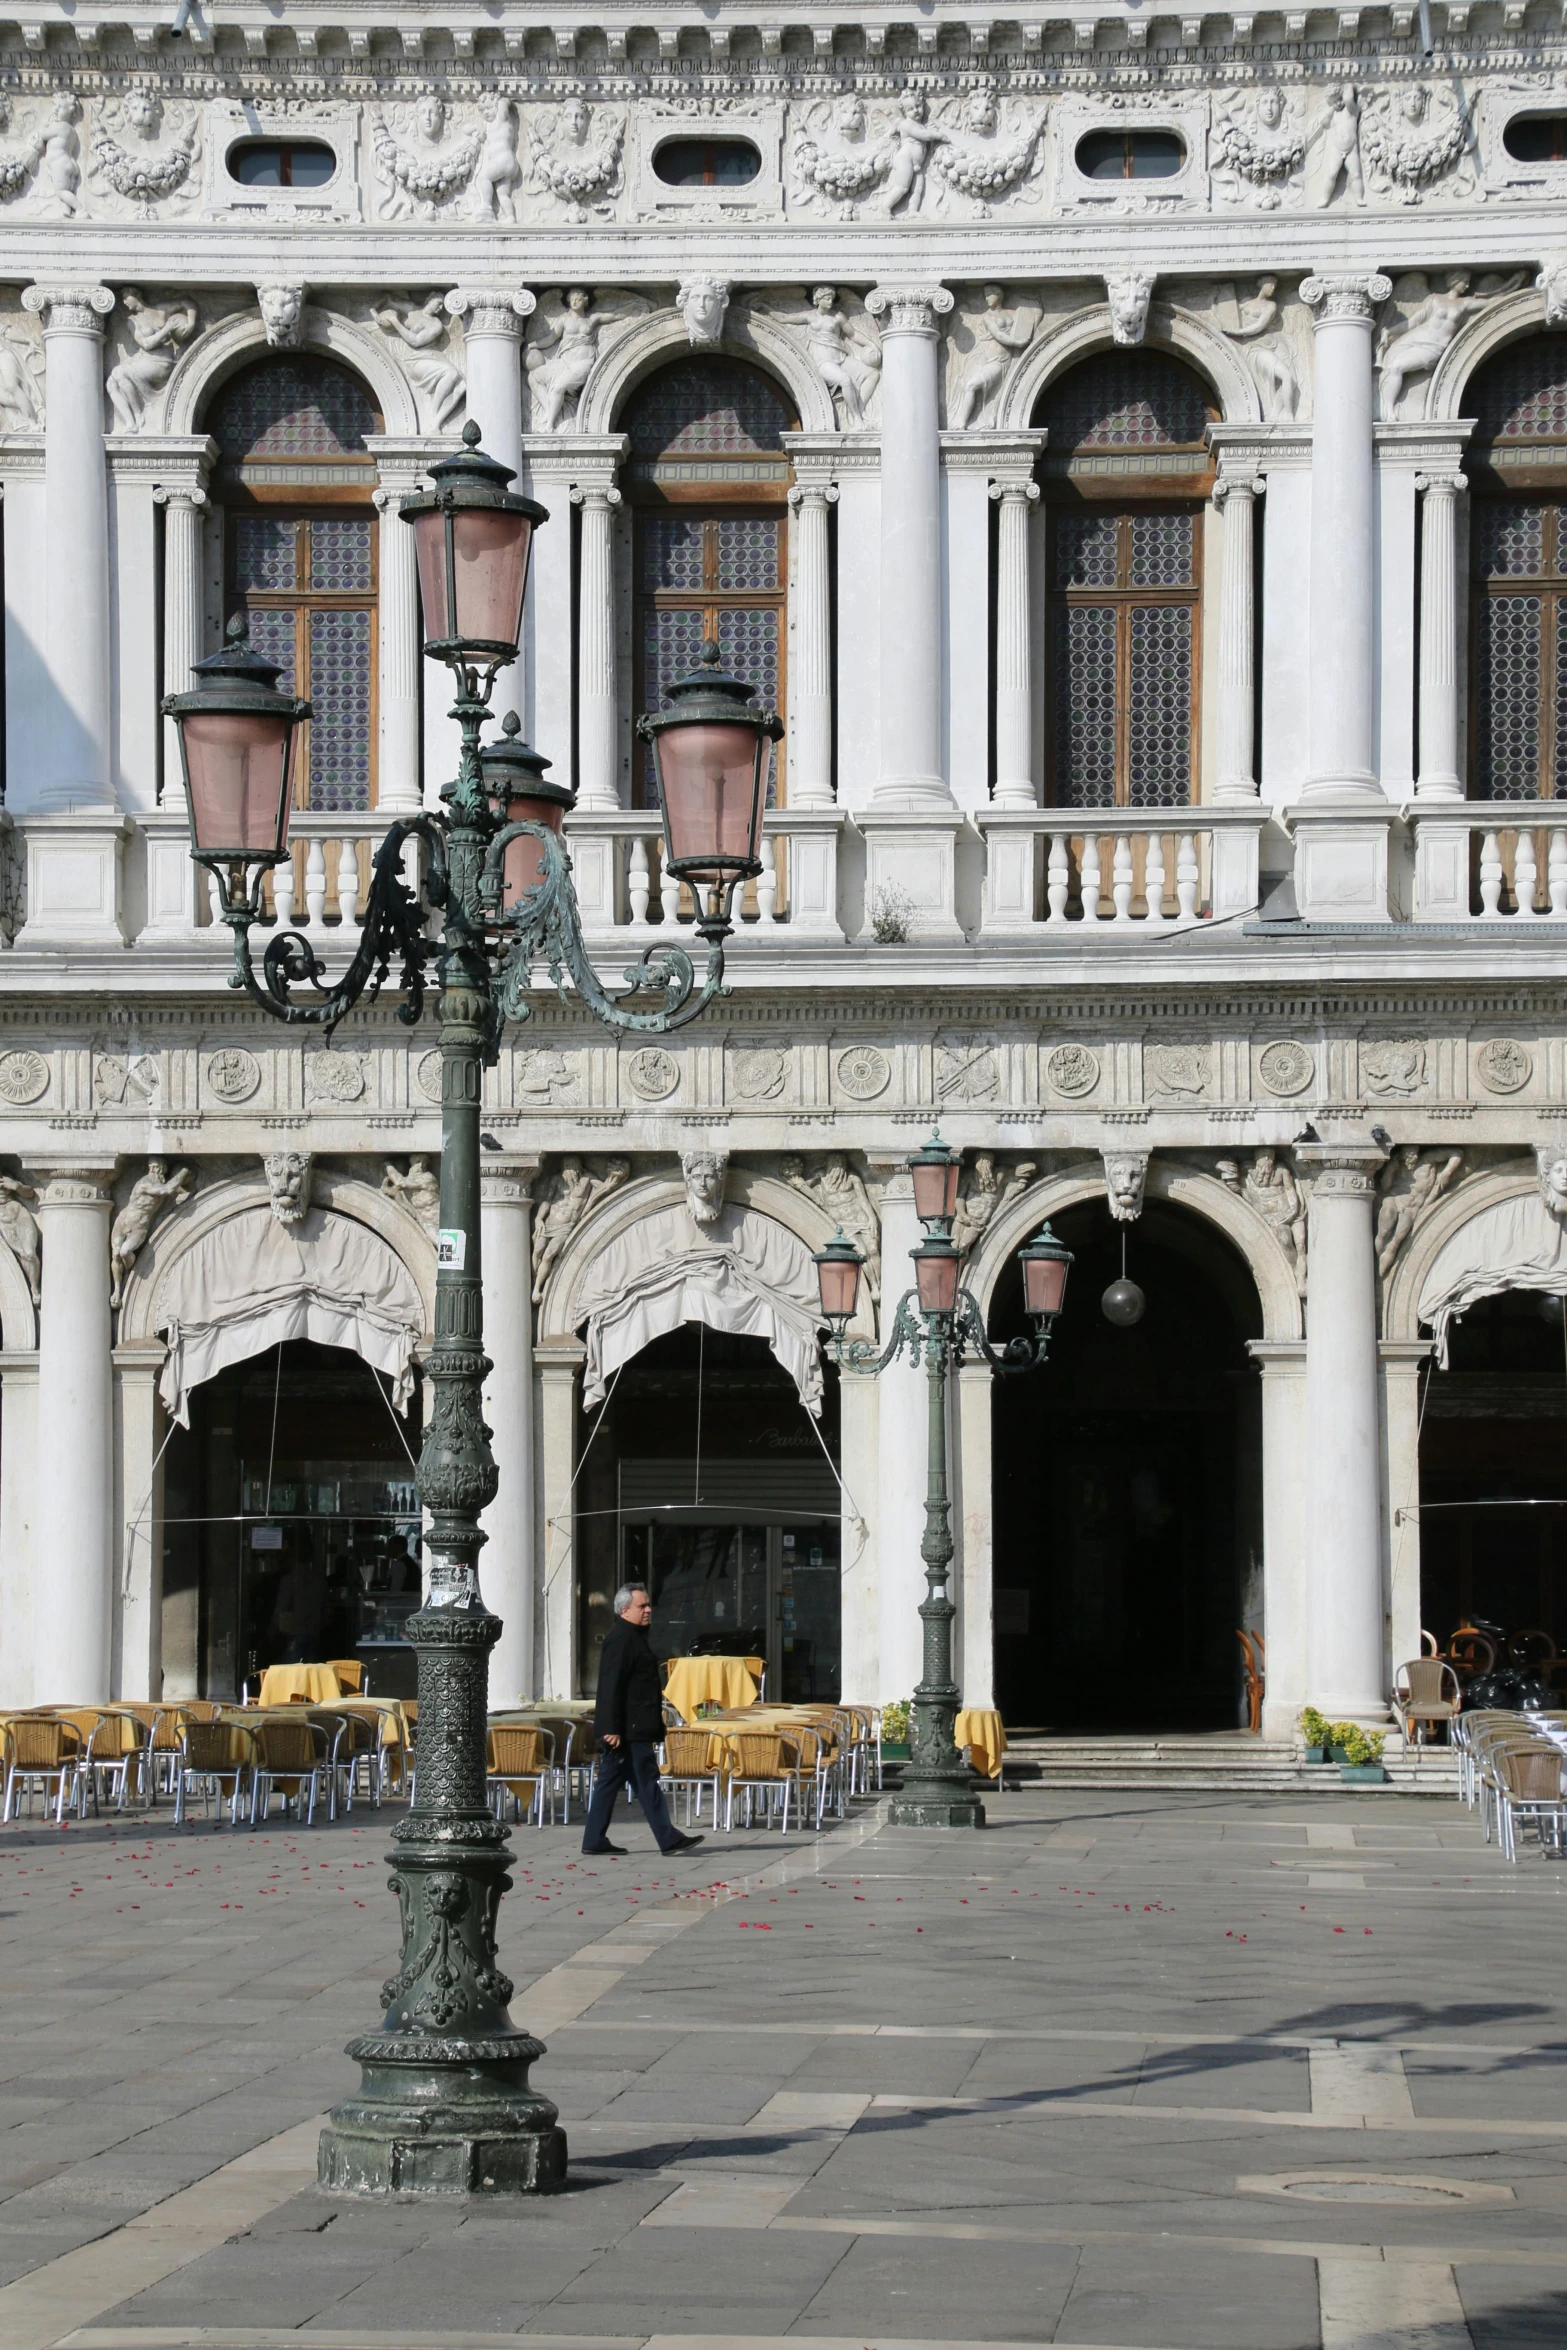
top-left (1043, 497), bottom-right (1204, 810)
top-left (1470, 490), bottom-right (1567, 804)
top-left (224, 494), bottom-right (380, 812)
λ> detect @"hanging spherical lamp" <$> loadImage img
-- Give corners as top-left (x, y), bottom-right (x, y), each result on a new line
top-left (1101, 1275), bottom-right (1146, 1327)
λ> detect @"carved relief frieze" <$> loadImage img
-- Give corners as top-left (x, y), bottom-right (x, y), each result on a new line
top-left (526, 94), bottom-right (624, 222)
top-left (371, 89), bottom-right (484, 222)
top-left (88, 88), bottom-right (202, 219)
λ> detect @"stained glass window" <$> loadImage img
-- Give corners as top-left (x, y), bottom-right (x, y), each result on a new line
top-left (1471, 496), bottom-right (1567, 801)
top-left (206, 357), bottom-right (379, 460)
top-left (624, 360), bottom-right (791, 458)
top-left (1046, 508), bottom-right (1199, 808)
top-left (1041, 351), bottom-right (1211, 456)
top-left (1470, 340), bottom-right (1567, 446)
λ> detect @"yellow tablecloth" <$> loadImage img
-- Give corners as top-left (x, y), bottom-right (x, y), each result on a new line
top-left (956, 1707), bottom-right (1007, 1779)
top-left (258, 1663), bottom-right (348, 1706)
top-left (663, 1656), bottom-right (759, 1724)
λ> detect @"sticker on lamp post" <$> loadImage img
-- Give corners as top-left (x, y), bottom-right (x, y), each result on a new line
top-left (437, 1228), bottom-right (467, 1271)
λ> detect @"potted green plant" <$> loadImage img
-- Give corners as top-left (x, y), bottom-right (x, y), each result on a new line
top-left (1298, 1707), bottom-right (1332, 1764)
top-left (881, 1699), bottom-right (912, 1761)
top-left (1335, 1723), bottom-right (1387, 1785)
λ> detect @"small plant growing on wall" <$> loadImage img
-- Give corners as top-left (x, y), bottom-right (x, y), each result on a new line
top-left (869, 884), bottom-right (914, 944)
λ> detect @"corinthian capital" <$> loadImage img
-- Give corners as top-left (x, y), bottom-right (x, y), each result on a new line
top-left (23, 284), bottom-right (114, 334)
top-left (866, 283), bottom-right (954, 336)
top-left (444, 287), bottom-right (536, 338)
top-left (1300, 271), bottom-right (1393, 325)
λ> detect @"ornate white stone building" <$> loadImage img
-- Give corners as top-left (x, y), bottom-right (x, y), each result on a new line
top-left (0, 2), bottom-right (1566, 1736)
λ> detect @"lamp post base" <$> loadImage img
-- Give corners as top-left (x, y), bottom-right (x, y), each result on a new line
top-left (318, 2041), bottom-right (567, 2197)
top-left (887, 1780), bottom-right (987, 1830)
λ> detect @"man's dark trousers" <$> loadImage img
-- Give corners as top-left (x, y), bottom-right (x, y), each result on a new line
top-left (583, 1740), bottom-right (680, 1853)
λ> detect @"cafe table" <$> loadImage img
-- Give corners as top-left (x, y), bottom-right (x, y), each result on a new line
top-left (257, 1663), bottom-right (347, 1706)
top-left (663, 1655), bottom-right (760, 1724)
top-left (955, 1706), bottom-right (1007, 1781)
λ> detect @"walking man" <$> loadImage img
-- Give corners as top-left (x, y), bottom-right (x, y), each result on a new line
top-left (582, 1582), bottom-right (703, 1857)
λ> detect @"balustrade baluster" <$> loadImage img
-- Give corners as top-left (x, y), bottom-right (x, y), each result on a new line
top-left (658, 842), bottom-right (681, 928)
top-left (1111, 834), bottom-right (1134, 924)
top-left (1550, 830), bottom-right (1567, 917)
top-left (627, 836), bottom-right (651, 930)
top-left (1176, 833), bottom-right (1199, 924)
top-left (755, 835), bottom-right (778, 926)
top-left (1046, 832), bottom-right (1070, 925)
top-left (1515, 827), bottom-right (1540, 919)
top-left (337, 840), bottom-right (361, 928)
top-left (304, 838), bottom-right (328, 929)
top-left (1080, 834), bottom-right (1102, 924)
top-left (274, 852), bottom-right (296, 932)
top-left (1143, 832), bottom-right (1168, 928)
top-left (1480, 831), bottom-right (1504, 918)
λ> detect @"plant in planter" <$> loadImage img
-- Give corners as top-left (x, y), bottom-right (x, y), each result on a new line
top-left (1333, 1722), bottom-right (1387, 1784)
top-left (881, 1698), bottom-right (912, 1759)
top-left (1299, 1706), bottom-right (1332, 1763)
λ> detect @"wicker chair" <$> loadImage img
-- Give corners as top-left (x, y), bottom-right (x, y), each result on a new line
top-left (723, 1732), bottom-right (803, 1832)
top-left (250, 1717), bottom-right (329, 1826)
top-left (82, 1710), bottom-right (153, 1815)
top-left (173, 1719), bottom-right (255, 1827)
top-left (662, 1726), bottom-right (723, 1828)
top-left (486, 1724), bottom-right (552, 1825)
top-left (1393, 1657), bottom-right (1461, 1746)
top-left (328, 1657), bottom-right (366, 1694)
top-left (2, 1716), bottom-right (82, 1823)
top-left (1493, 1743), bottom-right (1567, 1861)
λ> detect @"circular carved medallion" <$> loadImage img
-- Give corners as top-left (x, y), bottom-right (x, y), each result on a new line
top-left (1045, 1042), bottom-right (1100, 1099)
top-left (1477, 1036), bottom-right (1533, 1095)
top-left (731, 1047), bottom-right (786, 1103)
top-left (1257, 1040), bottom-right (1315, 1098)
top-left (625, 1046), bottom-right (679, 1101)
top-left (836, 1045), bottom-right (890, 1101)
top-left (0, 1049), bottom-right (48, 1105)
top-left (415, 1050), bottom-right (444, 1104)
top-left (306, 1052), bottom-right (366, 1104)
top-left (205, 1047), bottom-right (260, 1104)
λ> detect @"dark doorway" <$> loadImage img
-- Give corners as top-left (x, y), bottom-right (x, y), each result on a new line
top-left (161, 1339), bottom-right (423, 1701)
top-left (991, 1198), bottom-right (1262, 1731)
top-left (1419, 1290), bottom-right (1567, 1656)
top-left (575, 1325), bottom-right (841, 1702)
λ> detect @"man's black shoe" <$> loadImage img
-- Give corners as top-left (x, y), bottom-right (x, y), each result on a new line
top-left (582, 1840), bottom-right (627, 1855)
top-left (664, 1831), bottom-right (705, 1853)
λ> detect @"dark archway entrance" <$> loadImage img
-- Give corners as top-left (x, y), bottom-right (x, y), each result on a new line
top-left (161, 1339), bottom-right (423, 1701)
top-left (990, 1198), bottom-right (1262, 1731)
top-left (1419, 1290), bottom-right (1567, 1656)
top-left (575, 1325), bottom-right (841, 1703)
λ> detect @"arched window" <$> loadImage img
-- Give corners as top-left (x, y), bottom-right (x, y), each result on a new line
top-left (1466, 337), bottom-right (1567, 802)
top-left (622, 358), bottom-right (796, 804)
top-left (1038, 351), bottom-right (1215, 808)
top-left (204, 357), bottom-right (382, 812)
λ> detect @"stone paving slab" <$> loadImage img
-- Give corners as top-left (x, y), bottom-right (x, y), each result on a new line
top-left (2, 1786), bottom-right (1566, 2344)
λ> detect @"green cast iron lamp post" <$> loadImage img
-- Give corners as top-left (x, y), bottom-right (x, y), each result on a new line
top-left (166, 420), bottom-right (781, 2196)
top-left (814, 1133), bottom-right (1073, 1829)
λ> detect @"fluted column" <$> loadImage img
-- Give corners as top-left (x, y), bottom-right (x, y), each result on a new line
top-left (1298, 1144), bottom-right (1387, 1721)
top-left (873, 1167), bottom-right (928, 1703)
top-left (573, 481), bottom-right (622, 810)
top-left (787, 480), bottom-right (837, 808)
top-left (481, 1161), bottom-right (537, 1705)
top-left (1415, 470), bottom-right (1465, 802)
top-left (23, 284), bottom-right (115, 810)
top-left (156, 485), bottom-right (207, 784)
top-left (990, 478), bottom-right (1040, 808)
top-left (1300, 272), bottom-right (1391, 801)
top-left (1213, 467), bottom-right (1263, 801)
top-left (33, 1165), bottom-right (115, 1699)
top-left (373, 476), bottom-right (423, 812)
top-left (446, 288), bottom-right (535, 727)
top-left (867, 283), bottom-right (954, 807)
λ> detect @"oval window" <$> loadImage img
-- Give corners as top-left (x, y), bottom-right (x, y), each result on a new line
top-left (1504, 112), bottom-right (1567, 163)
top-left (1076, 129), bottom-right (1186, 181)
top-left (226, 139), bottom-right (337, 190)
top-left (653, 137), bottom-right (762, 189)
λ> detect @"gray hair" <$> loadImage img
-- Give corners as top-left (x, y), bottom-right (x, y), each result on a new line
top-left (613, 1582), bottom-right (650, 1616)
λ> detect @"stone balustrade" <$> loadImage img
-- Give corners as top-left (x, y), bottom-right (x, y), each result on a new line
top-left (1412, 806), bottom-right (1567, 923)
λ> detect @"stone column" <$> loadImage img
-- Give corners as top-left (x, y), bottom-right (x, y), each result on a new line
top-left (114, 1344), bottom-right (166, 1701)
top-left (1213, 466), bottom-right (1263, 803)
top-left (481, 1161), bottom-right (537, 1705)
top-left (1415, 471), bottom-right (1466, 802)
top-left (536, 1346), bottom-right (583, 1695)
top-left (866, 283), bottom-right (954, 808)
top-left (156, 484), bottom-right (207, 783)
top-left (573, 482), bottom-right (623, 812)
top-left (372, 478), bottom-right (424, 814)
top-left (836, 1360), bottom-right (879, 1703)
top-left (990, 479), bottom-right (1041, 809)
top-left (787, 480), bottom-right (837, 808)
top-left (0, 1354), bottom-right (39, 1706)
top-left (447, 288), bottom-right (535, 728)
top-left (1298, 1144), bottom-right (1387, 1722)
top-left (955, 1359), bottom-right (995, 1707)
top-left (1381, 1339), bottom-right (1431, 1688)
top-left (873, 1166), bottom-right (929, 1703)
top-left (23, 284), bottom-right (115, 810)
top-left (1299, 272), bottom-right (1391, 802)
top-left (1248, 1339), bottom-right (1308, 1741)
top-left (33, 1165), bottom-right (115, 1699)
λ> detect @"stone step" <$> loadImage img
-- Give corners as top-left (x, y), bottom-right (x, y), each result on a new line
top-left (993, 1736), bottom-right (1461, 1797)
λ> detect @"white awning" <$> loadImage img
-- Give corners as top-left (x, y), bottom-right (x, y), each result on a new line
top-left (1417, 1190), bottom-right (1567, 1366)
top-left (156, 1205), bottom-right (425, 1425)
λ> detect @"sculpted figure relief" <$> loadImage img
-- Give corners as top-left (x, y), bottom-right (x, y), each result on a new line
top-left (1539, 1149), bottom-right (1567, 1223)
top-left (782, 1153), bottom-right (882, 1299)
top-left (1212, 84), bottom-right (1307, 208)
top-left (1358, 81), bottom-right (1475, 205)
top-left (751, 285), bottom-right (882, 427)
top-left (1220, 1149), bottom-right (1309, 1294)
top-left (949, 285), bottom-right (1040, 429)
top-left (382, 1155), bottom-right (441, 1236)
top-left (531, 1155), bottom-right (628, 1304)
top-left (90, 88), bottom-right (200, 216)
top-left (929, 84), bottom-right (1047, 210)
top-left (1220, 278), bottom-right (1300, 421)
top-left (793, 93), bottom-right (894, 216)
top-left (471, 94), bottom-right (523, 222)
top-left (524, 288), bottom-right (647, 432)
top-left (263, 1150), bottom-right (312, 1228)
top-left (0, 94), bottom-right (46, 206)
top-left (527, 95), bottom-right (624, 221)
top-left (1375, 1147), bottom-right (1462, 1280)
top-left (257, 283), bottom-right (306, 350)
top-left (952, 1154), bottom-right (1038, 1257)
top-left (0, 1174), bottom-right (40, 1305)
top-left (1103, 1151), bottom-right (1150, 1225)
top-left (1377, 272), bottom-right (1524, 419)
top-left (110, 1161), bottom-right (192, 1309)
top-left (106, 289), bottom-right (197, 432)
top-left (676, 274), bottom-right (730, 348)
top-left (373, 92), bottom-right (482, 222)
top-left (1107, 271), bottom-right (1156, 348)
top-left (0, 317), bottom-right (42, 429)
top-left (1303, 85), bottom-right (1365, 210)
top-left (373, 293), bottom-right (466, 431)
top-left (682, 1149), bottom-right (728, 1225)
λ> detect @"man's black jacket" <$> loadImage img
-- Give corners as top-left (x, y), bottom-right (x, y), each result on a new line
top-left (593, 1614), bottom-right (665, 1744)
